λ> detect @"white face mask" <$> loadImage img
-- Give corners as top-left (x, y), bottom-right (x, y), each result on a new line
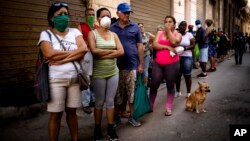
top-left (196, 24), bottom-right (202, 28)
top-left (100, 16), bottom-right (111, 28)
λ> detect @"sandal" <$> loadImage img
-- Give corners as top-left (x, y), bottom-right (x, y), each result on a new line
top-left (165, 111), bottom-right (172, 116)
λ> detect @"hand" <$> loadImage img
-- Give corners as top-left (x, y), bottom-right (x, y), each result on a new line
top-left (165, 25), bottom-right (171, 33)
top-left (137, 64), bottom-right (143, 73)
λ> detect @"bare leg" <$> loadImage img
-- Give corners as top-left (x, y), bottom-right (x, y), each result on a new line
top-left (94, 108), bottom-right (103, 125)
top-left (129, 103), bottom-right (134, 116)
top-left (48, 112), bottom-right (63, 141)
top-left (106, 108), bottom-right (115, 124)
top-left (65, 107), bottom-right (78, 141)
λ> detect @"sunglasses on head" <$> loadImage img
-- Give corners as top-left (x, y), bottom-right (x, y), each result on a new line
top-left (53, 2), bottom-right (68, 7)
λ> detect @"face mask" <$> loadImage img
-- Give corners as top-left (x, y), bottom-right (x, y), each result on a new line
top-left (100, 16), bottom-right (111, 29)
top-left (196, 24), bottom-right (202, 28)
top-left (54, 15), bottom-right (69, 32)
top-left (86, 16), bottom-right (95, 29)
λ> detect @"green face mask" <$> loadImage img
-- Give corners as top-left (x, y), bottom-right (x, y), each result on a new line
top-left (54, 15), bottom-right (69, 32)
top-left (86, 16), bottom-right (95, 29)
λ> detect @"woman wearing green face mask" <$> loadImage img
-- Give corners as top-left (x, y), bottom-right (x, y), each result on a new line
top-left (37, 2), bottom-right (88, 141)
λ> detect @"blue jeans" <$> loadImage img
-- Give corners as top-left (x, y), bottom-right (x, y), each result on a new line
top-left (180, 56), bottom-right (193, 75)
top-left (81, 88), bottom-right (95, 107)
top-left (143, 55), bottom-right (151, 77)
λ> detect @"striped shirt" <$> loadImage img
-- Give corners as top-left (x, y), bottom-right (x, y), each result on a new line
top-left (92, 30), bottom-right (119, 78)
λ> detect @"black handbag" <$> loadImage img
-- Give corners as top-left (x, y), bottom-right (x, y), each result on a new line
top-left (34, 30), bottom-right (51, 102)
top-left (50, 30), bottom-right (90, 90)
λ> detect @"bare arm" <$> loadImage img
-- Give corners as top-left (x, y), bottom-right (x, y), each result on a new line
top-left (152, 31), bottom-right (176, 53)
top-left (77, 24), bottom-right (82, 32)
top-left (166, 30), bottom-right (182, 46)
top-left (186, 37), bottom-right (195, 50)
top-left (39, 41), bottom-right (70, 61)
top-left (87, 31), bottom-right (113, 57)
top-left (137, 42), bottom-right (144, 73)
top-left (101, 33), bottom-right (124, 59)
top-left (48, 35), bottom-right (88, 65)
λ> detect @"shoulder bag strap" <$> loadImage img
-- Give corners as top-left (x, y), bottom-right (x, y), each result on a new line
top-left (49, 30), bottom-right (67, 51)
top-left (49, 29), bottom-right (84, 73)
top-left (38, 30), bottom-right (52, 62)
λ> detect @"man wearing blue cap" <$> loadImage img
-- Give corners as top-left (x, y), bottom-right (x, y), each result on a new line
top-left (195, 19), bottom-right (208, 78)
top-left (110, 2), bottom-right (144, 127)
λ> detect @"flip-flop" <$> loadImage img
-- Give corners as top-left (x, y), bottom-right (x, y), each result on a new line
top-left (165, 111), bottom-right (172, 116)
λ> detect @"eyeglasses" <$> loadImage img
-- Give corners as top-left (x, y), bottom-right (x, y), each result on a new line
top-left (53, 2), bottom-right (68, 7)
top-left (122, 11), bottom-right (131, 15)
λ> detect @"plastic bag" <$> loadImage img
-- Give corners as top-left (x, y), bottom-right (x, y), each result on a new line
top-left (194, 43), bottom-right (200, 59)
top-left (82, 51), bottom-right (93, 76)
top-left (133, 74), bottom-right (152, 120)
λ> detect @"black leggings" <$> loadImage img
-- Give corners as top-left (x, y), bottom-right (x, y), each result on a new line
top-left (149, 61), bottom-right (180, 109)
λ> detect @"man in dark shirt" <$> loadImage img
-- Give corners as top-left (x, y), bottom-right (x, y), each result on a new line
top-left (110, 2), bottom-right (144, 127)
top-left (195, 19), bottom-right (209, 78)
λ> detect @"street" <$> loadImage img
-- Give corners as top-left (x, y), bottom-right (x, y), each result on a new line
top-left (1, 52), bottom-right (250, 141)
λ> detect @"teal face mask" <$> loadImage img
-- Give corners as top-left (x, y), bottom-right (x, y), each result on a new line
top-left (86, 16), bottom-right (95, 29)
top-left (54, 15), bottom-right (69, 32)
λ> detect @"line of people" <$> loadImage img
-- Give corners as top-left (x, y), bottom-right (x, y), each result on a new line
top-left (38, 1), bottom-right (244, 141)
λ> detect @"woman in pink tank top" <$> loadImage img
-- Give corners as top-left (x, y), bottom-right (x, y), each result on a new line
top-left (149, 16), bottom-right (182, 116)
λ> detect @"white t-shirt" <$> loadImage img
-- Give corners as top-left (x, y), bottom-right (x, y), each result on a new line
top-left (38, 28), bottom-right (82, 78)
top-left (179, 32), bottom-right (194, 57)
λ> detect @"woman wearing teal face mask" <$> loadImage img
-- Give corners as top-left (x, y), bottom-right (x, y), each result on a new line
top-left (37, 2), bottom-right (88, 141)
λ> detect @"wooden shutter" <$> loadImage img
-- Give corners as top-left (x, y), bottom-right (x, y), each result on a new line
top-left (130, 0), bottom-right (171, 34)
top-left (0, 0), bottom-right (86, 106)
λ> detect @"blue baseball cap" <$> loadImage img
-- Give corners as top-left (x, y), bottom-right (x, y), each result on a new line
top-left (195, 20), bottom-right (201, 25)
top-left (117, 2), bottom-right (133, 13)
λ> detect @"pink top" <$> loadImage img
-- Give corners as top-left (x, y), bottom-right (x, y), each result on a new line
top-left (154, 31), bottom-right (179, 65)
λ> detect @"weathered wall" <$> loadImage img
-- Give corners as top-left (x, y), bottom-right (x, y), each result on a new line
top-left (0, 0), bottom-right (86, 106)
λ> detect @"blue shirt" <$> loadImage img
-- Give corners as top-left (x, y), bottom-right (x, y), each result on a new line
top-left (110, 21), bottom-right (142, 70)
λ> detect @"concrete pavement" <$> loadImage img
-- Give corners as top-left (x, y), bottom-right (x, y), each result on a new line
top-left (1, 51), bottom-right (250, 141)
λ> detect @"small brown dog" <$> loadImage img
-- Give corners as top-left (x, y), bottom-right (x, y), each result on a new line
top-left (185, 82), bottom-right (211, 113)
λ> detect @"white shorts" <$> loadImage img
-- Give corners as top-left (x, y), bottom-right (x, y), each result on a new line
top-left (47, 77), bottom-right (82, 112)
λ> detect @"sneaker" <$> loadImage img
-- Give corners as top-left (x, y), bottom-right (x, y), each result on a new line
top-left (207, 68), bottom-right (216, 72)
top-left (197, 73), bottom-right (208, 78)
top-left (94, 125), bottom-right (102, 141)
top-left (128, 116), bottom-right (141, 127)
top-left (175, 92), bottom-right (181, 97)
top-left (83, 106), bottom-right (92, 114)
top-left (187, 93), bottom-right (191, 98)
top-left (107, 124), bottom-right (119, 141)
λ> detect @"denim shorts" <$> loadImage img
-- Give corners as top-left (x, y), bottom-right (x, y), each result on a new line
top-left (180, 56), bottom-right (193, 75)
top-left (47, 77), bottom-right (82, 112)
top-left (208, 44), bottom-right (217, 57)
top-left (199, 47), bottom-right (208, 62)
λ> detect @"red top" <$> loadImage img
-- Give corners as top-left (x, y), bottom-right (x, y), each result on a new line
top-left (80, 23), bottom-right (91, 42)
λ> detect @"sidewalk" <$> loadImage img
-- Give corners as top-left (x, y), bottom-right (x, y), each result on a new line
top-left (0, 50), bottom-right (238, 141)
